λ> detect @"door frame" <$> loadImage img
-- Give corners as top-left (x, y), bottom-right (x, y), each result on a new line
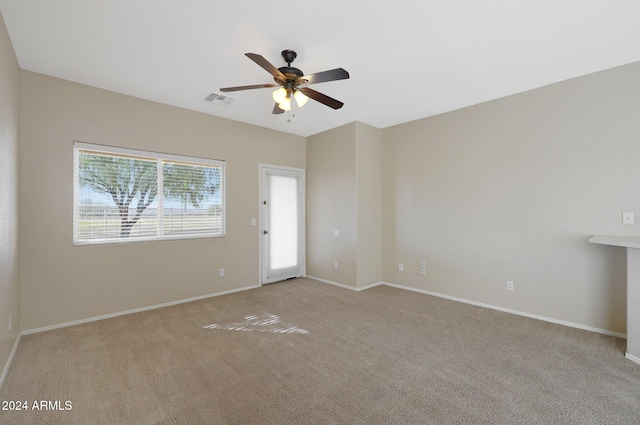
top-left (258, 163), bottom-right (306, 285)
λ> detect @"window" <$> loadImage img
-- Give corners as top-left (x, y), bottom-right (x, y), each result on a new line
top-left (73, 142), bottom-right (225, 245)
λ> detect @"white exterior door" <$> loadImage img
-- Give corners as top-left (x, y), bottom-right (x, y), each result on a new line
top-left (259, 165), bottom-right (305, 284)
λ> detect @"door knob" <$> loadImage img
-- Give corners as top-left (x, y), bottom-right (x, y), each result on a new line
top-left (263, 230), bottom-right (268, 234)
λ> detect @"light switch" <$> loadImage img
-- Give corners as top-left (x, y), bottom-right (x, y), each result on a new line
top-left (623, 212), bottom-right (635, 225)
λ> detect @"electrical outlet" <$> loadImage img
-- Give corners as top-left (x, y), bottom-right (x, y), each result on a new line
top-left (507, 281), bottom-right (514, 291)
top-left (219, 269), bottom-right (225, 277)
top-left (623, 212), bottom-right (635, 225)
top-left (399, 264), bottom-right (404, 272)
top-left (8, 314), bottom-right (11, 331)
top-left (334, 262), bottom-right (339, 269)
top-left (420, 260), bottom-right (426, 275)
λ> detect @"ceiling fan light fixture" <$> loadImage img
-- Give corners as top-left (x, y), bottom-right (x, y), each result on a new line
top-left (294, 90), bottom-right (309, 107)
top-left (278, 96), bottom-right (291, 111)
top-left (272, 87), bottom-right (287, 103)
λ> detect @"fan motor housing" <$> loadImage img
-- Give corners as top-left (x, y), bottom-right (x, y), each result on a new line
top-left (277, 66), bottom-right (303, 80)
top-left (274, 66), bottom-right (304, 85)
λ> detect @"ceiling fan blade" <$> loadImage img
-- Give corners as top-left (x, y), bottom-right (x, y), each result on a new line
top-left (272, 103), bottom-right (284, 114)
top-left (299, 87), bottom-right (344, 109)
top-left (220, 83), bottom-right (277, 92)
top-left (245, 53), bottom-right (286, 82)
top-left (298, 68), bottom-right (349, 85)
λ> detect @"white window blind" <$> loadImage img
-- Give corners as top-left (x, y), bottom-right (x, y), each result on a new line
top-left (73, 143), bottom-right (225, 245)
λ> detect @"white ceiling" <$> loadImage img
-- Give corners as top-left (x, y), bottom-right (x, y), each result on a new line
top-left (1, 1), bottom-right (639, 137)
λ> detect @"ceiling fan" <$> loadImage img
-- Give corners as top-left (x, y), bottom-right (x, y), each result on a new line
top-left (220, 50), bottom-right (349, 115)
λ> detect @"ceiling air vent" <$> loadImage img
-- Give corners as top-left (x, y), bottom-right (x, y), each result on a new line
top-left (204, 92), bottom-right (236, 105)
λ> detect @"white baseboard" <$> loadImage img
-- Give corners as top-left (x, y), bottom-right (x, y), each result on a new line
top-left (22, 285), bottom-right (260, 336)
top-left (358, 281), bottom-right (384, 291)
top-left (305, 275), bottom-right (382, 292)
top-left (381, 281), bottom-right (627, 339)
top-left (625, 352), bottom-right (640, 365)
top-left (1, 333), bottom-right (21, 390)
top-left (306, 277), bottom-right (626, 339)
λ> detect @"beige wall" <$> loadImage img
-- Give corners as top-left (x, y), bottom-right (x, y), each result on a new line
top-left (306, 122), bottom-right (382, 289)
top-left (0, 9), bottom-right (21, 378)
top-left (19, 71), bottom-right (305, 331)
top-left (382, 61), bottom-right (640, 334)
top-left (356, 122), bottom-right (382, 287)
top-left (306, 123), bottom-right (358, 287)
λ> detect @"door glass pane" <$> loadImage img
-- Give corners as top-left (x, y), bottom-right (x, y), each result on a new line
top-left (269, 175), bottom-right (298, 270)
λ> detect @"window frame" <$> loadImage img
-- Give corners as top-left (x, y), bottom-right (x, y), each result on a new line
top-left (73, 142), bottom-right (226, 246)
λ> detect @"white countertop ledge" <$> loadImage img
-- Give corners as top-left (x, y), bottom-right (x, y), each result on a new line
top-left (589, 235), bottom-right (640, 249)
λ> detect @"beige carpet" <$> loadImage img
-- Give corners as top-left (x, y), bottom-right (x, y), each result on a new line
top-left (1, 278), bottom-right (639, 424)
